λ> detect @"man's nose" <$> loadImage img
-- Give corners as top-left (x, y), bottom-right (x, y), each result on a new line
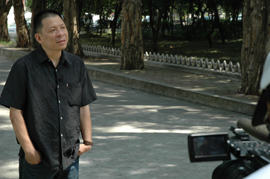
top-left (56, 28), bottom-right (65, 36)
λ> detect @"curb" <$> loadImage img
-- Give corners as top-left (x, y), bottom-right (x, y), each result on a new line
top-left (0, 47), bottom-right (255, 116)
top-left (0, 47), bottom-right (29, 62)
top-left (87, 67), bottom-right (255, 116)
top-left (84, 51), bottom-right (241, 81)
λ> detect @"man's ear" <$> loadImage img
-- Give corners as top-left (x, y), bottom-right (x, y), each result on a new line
top-left (35, 33), bottom-right (42, 44)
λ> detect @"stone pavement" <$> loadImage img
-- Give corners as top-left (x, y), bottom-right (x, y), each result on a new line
top-left (83, 51), bottom-right (258, 116)
top-left (0, 55), bottom-right (252, 179)
top-left (0, 46), bottom-right (258, 179)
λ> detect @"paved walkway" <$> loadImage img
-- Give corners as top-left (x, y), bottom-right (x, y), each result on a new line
top-left (83, 51), bottom-right (258, 116)
top-left (0, 55), bottom-right (252, 179)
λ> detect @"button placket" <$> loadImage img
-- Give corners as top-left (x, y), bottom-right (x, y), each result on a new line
top-left (55, 68), bottom-right (63, 149)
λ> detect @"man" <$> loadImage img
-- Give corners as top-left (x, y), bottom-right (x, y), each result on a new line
top-left (252, 52), bottom-right (270, 131)
top-left (0, 10), bottom-right (97, 178)
top-left (244, 52), bottom-right (270, 179)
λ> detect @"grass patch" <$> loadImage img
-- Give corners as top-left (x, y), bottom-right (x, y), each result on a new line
top-left (0, 40), bottom-right (16, 47)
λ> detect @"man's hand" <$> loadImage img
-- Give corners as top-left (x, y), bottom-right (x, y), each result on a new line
top-left (9, 107), bottom-right (41, 165)
top-left (78, 144), bottom-right (92, 156)
top-left (25, 149), bottom-right (42, 165)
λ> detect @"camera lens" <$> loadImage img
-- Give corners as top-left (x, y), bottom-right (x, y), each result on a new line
top-left (212, 159), bottom-right (253, 179)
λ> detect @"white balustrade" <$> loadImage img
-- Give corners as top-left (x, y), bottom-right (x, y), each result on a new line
top-left (82, 44), bottom-right (241, 75)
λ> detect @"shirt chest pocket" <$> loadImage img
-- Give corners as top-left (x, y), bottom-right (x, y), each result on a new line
top-left (66, 83), bottom-right (82, 106)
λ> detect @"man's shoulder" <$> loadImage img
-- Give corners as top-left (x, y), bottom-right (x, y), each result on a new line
top-left (64, 50), bottom-right (81, 59)
top-left (13, 50), bottom-right (36, 66)
top-left (63, 50), bottom-right (84, 64)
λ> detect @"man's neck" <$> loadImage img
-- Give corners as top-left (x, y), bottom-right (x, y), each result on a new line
top-left (42, 46), bottom-right (62, 68)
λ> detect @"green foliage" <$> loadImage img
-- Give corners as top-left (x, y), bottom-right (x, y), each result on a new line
top-left (0, 40), bottom-right (15, 47)
top-left (25, 0), bottom-right (32, 11)
top-left (217, 20), bottom-right (243, 39)
top-left (142, 29), bottom-right (152, 40)
top-left (142, 20), bottom-right (150, 31)
top-left (47, 0), bottom-right (63, 13)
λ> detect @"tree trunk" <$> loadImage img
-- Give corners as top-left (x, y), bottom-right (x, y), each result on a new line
top-left (148, 0), bottom-right (169, 52)
top-left (206, 19), bottom-right (215, 48)
top-left (111, 0), bottom-right (122, 46)
top-left (121, 0), bottom-right (144, 70)
top-left (170, 0), bottom-right (174, 38)
top-left (240, 0), bottom-right (270, 95)
top-left (99, 15), bottom-right (103, 37)
top-left (12, 0), bottom-right (30, 47)
top-left (212, 0), bottom-right (225, 44)
top-left (0, 0), bottom-right (12, 42)
top-left (63, 0), bottom-right (84, 57)
top-left (206, 0), bottom-right (225, 48)
top-left (30, 0), bottom-right (46, 49)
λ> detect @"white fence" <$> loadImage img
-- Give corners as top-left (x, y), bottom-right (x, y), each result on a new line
top-left (81, 44), bottom-right (241, 74)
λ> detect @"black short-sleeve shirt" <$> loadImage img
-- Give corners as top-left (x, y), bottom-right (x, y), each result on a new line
top-left (0, 45), bottom-right (97, 170)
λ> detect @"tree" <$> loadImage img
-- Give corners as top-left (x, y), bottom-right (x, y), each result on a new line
top-left (240, 0), bottom-right (269, 95)
top-left (147, 0), bottom-right (170, 52)
top-left (121, 0), bottom-right (144, 70)
top-left (111, 0), bottom-right (122, 46)
top-left (63, 0), bottom-right (84, 56)
top-left (30, 0), bottom-right (46, 49)
top-left (0, 0), bottom-right (12, 42)
top-left (47, 0), bottom-right (63, 12)
top-left (12, 0), bottom-right (30, 47)
top-left (206, 0), bottom-right (225, 48)
top-left (221, 0), bottom-right (244, 38)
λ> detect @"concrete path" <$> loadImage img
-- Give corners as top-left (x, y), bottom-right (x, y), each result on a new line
top-left (0, 56), bottom-right (252, 179)
top-left (82, 51), bottom-right (258, 116)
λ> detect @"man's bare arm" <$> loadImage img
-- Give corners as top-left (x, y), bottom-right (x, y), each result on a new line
top-left (9, 107), bottom-right (41, 164)
top-left (78, 105), bottom-right (92, 156)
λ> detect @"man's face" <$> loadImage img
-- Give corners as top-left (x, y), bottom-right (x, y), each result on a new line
top-left (266, 102), bottom-right (270, 131)
top-left (267, 101), bottom-right (270, 124)
top-left (35, 15), bottom-right (68, 53)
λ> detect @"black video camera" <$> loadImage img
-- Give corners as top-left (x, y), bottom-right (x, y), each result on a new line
top-left (188, 126), bottom-right (270, 179)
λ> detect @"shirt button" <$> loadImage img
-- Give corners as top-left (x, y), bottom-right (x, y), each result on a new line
top-left (55, 69), bottom-right (58, 72)
top-left (59, 100), bottom-right (61, 103)
top-left (57, 85), bottom-right (59, 88)
top-left (61, 134), bottom-right (63, 137)
top-left (60, 117), bottom-right (63, 120)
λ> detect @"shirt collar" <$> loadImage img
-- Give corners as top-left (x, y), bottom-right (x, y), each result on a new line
top-left (36, 45), bottom-right (72, 65)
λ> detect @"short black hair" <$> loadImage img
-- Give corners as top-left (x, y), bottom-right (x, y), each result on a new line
top-left (33, 10), bottom-right (63, 34)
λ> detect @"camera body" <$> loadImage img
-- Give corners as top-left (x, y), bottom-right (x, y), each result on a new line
top-left (188, 126), bottom-right (270, 179)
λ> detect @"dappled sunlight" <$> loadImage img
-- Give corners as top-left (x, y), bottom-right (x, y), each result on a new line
top-left (0, 108), bottom-right (12, 130)
top-left (164, 164), bottom-right (177, 167)
top-left (0, 123), bottom-right (13, 130)
top-left (93, 135), bottom-right (139, 140)
top-left (0, 160), bottom-right (18, 178)
top-left (0, 69), bottom-right (10, 72)
top-left (79, 159), bottom-right (94, 166)
top-left (0, 81), bottom-right (6, 86)
top-left (85, 62), bottom-right (117, 66)
top-left (96, 92), bottom-right (121, 98)
top-left (0, 107), bottom-right (9, 118)
top-left (209, 50), bottom-right (220, 54)
top-left (129, 168), bottom-right (156, 175)
top-left (111, 105), bottom-right (202, 112)
top-left (92, 104), bottom-right (204, 117)
top-left (215, 79), bottom-right (232, 84)
top-left (93, 121), bottom-right (223, 134)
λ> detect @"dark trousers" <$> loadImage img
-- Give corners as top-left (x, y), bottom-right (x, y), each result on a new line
top-left (19, 156), bottom-right (80, 179)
